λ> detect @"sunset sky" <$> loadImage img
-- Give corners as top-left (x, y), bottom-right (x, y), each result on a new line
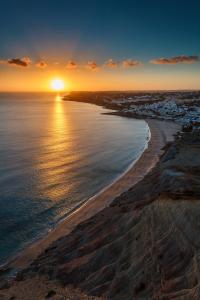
top-left (0, 0), bottom-right (199, 91)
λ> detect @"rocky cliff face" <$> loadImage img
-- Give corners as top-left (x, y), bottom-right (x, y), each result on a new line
top-left (16, 130), bottom-right (200, 299)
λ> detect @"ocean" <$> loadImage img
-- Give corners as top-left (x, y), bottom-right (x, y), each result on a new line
top-left (0, 92), bottom-right (149, 265)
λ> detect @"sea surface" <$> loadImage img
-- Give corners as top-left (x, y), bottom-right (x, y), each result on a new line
top-left (0, 93), bottom-right (149, 265)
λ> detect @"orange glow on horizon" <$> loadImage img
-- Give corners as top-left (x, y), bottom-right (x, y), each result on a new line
top-left (0, 66), bottom-right (199, 92)
top-left (51, 78), bottom-right (65, 91)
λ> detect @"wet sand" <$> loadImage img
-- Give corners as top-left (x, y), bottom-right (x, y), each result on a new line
top-left (3, 119), bottom-right (180, 271)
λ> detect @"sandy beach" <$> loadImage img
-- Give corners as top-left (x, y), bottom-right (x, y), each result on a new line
top-left (2, 119), bottom-right (180, 272)
top-left (1, 116), bottom-right (200, 300)
top-left (11, 125), bottom-right (199, 300)
top-left (0, 1), bottom-right (199, 297)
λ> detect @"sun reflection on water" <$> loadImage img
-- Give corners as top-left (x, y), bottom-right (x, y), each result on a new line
top-left (35, 96), bottom-right (76, 203)
top-left (55, 94), bottom-right (62, 102)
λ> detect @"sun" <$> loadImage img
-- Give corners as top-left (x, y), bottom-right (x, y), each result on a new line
top-left (51, 78), bottom-right (65, 91)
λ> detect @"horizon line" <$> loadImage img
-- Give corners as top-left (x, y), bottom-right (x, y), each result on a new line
top-left (0, 89), bottom-right (200, 93)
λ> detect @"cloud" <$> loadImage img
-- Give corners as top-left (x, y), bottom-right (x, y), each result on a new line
top-left (0, 57), bottom-right (31, 67)
top-left (86, 60), bottom-right (98, 70)
top-left (66, 60), bottom-right (77, 69)
top-left (35, 60), bottom-right (48, 68)
top-left (150, 55), bottom-right (199, 65)
top-left (122, 59), bottom-right (142, 68)
top-left (8, 57), bottom-right (31, 67)
top-left (104, 58), bottom-right (119, 68)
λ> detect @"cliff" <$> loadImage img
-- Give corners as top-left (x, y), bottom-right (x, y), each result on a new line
top-left (9, 129), bottom-right (200, 300)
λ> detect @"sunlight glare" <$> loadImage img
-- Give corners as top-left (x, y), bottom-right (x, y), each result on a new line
top-left (55, 95), bottom-right (62, 102)
top-left (51, 78), bottom-right (65, 91)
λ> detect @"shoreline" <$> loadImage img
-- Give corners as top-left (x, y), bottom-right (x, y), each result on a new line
top-left (2, 118), bottom-right (180, 273)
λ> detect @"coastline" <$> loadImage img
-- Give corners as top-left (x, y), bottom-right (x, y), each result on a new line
top-left (2, 119), bottom-right (180, 273)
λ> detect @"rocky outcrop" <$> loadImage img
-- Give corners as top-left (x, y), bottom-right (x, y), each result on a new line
top-left (16, 130), bottom-right (200, 300)
top-left (0, 276), bottom-right (103, 300)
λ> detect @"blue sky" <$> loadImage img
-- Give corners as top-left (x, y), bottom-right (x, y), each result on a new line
top-left (0, 0), bottom-right (199, 90)
top-left (0, 0), bottom-right (199, 59)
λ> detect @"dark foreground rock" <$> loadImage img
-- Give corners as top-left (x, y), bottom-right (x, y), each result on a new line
top-left (12, 130), bottom-right (200, 300)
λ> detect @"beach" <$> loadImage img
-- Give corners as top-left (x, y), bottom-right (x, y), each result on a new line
top-left (0, 96), bottom-right (149, 266)
top-left (2, 119), bottom-right (180, 272)
top-left (0, 1), bottom-right (199, 298)
top-left (7, 125), bottom-right (199, 300)
top-left (0, 99), bottom-right (199, 299)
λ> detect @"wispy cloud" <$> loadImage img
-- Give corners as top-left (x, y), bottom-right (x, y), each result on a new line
top-left (35, 60), bottom-right (48, 68)
top-left (104, 59), bottom-right (119, 68)
top-left (150, 55), bottom-right (199, 65)
top-left (86, 60), bottom-right (98, 70)
top-left (122, 59), bottom-right (142, 68)
top-left (0, 57), bottom-right (32, 67)
top-left (66, 60), bottom-right (78, 69)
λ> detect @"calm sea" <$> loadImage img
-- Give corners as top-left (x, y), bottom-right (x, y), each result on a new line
top-left (0, 93), bottom-right (149, 265)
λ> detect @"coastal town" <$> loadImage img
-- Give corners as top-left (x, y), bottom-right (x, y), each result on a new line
top-left (1, 0), bottom-right (200, 298)
top-left (1, 91), bottom-right (200, 300)
top-left (63, 91), bottom-right (200, 129)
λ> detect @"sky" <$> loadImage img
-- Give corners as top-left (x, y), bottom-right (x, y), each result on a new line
top-left (0, 0), bottom-right (199, 91)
